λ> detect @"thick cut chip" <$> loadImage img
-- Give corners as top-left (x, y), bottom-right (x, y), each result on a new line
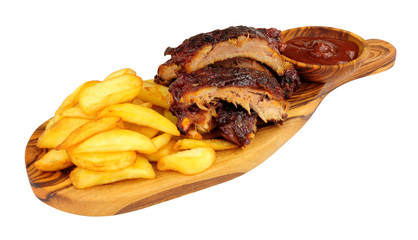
top-left (70, 155), bottom-right (155, 189)
top-left (151, 133), bottom-right (172, 150)
top-left (125, 122), bottom-right (160, 138)
top-left (34, 149), bottom-right (73, 171)
top-left (136, 81), bottom-right (172, 109)
top-left (132, 98), bottom-right (153, 108)
top-left (60, 107), bottom-right (96, 119)
top-left (78, 74), bottom-right (142, 115)
top-left (55, 81), bottom-right (100, 116)
top-left (68, 151), bottom-right (136, 172)
top-left (173, 138), bottom-right (238, 151)
top-left (145, 139), bottom-right (177, 162)
top-left (56, 116), bottom-right (122, 150)
top-left (71, 129), bottom-right (157, 154)
top-left (104, 68), bottom-right (136, 80)
top-left (98, 103), bottom-right (180, 136)
top-left (157, 147), bottom-right (216, 175)
top-left (37, 118), bottom-right (92, 148)
top-left (163, 109), bottom-right (177, 124)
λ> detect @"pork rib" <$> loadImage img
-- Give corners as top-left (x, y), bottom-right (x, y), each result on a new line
top-left (155, 26), bottom-right (287, 86)
top-left (169, 67), bottom-right (290, 145)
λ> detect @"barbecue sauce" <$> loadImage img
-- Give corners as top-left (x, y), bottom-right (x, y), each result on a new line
top-left (282, 37), bottom-right (358, 65)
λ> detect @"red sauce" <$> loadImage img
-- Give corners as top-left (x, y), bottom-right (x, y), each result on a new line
top-left (282, 36), bottom-right (359, 65)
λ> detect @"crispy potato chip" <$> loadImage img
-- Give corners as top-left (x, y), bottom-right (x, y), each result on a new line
top-left (34, 149), bottom-right (73, 171)
top-left (78, 74), bottom-right (142, 115)
top-left (173, 138), bottom-right (238, 151)
top-left (68, 151), bottom-right (136, 172)
top-left (70, 154), bottom-right (155, 189)
top-left (157, 147), bottom-right (216, 175)
top-left (37, 118), bottom-right (92, 148)
top-left (71, 129), bottom-right (157, 154)
top-left (56, 117), bottom-right (122, 150)
top-left (104, 68), bottom-right (136, 80)
top-left (137, 81), bottom-right (172, 109)
top-left (98, 103), bottom-right (180, 136)
top-left (151, 133), bottom-right (172, 150)
top-left (145, 139), bottom-right (177, 162)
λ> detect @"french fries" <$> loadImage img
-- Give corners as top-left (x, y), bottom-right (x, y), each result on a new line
top-left (78, 74), bottom-right (142, 115)
top-left (124, 122), bottom-right (160, 138)
top-left (173, 138), bottom-right (238, 151)
top-left (34, 67), bottom-right (238, 189)
top-left (151, 133), bottom-right (172, 150)
top-left (163, 109), bottom-right (177, 124)
top-left (59, 107), bottom-right (96, 119)
top-left (71, 129), bottom-right (157, 154)
top-left (37, 117), bottom-right (92, 148)
top-left (145, 139), bottom-right (178, 162)
top-left (97, 103), bottom-right (180, 136)
top-left (34, 149), bottom-right (73, 171)
top-left (137, 81), bottom-right (172, 109)
top-left (68, 151), bottom-right (137, 172)
top-left (56, 116), bottom-right (122, 150)
top-left (70, 155), bottom-right (155, 189)
top-left (104, 68), bottom-right (137, 80)
top-left (157, 147), bottom-right (216, 175)
top-left (55, 80), bottom-right (100, 116)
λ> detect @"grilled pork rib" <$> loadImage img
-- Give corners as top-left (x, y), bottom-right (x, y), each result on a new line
top-left (169, 67), bottom-right (295, 145)
top-left (157, 26), bottom-right (301, 146)
top-left (155, 26), bottom-right (287, 86)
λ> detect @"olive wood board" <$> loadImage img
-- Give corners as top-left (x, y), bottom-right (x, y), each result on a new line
top-left (25, 39), bottom-right (396, 216)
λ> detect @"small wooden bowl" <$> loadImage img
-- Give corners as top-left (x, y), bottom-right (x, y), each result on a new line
top-left (281, 26), bottom-right (370, 83)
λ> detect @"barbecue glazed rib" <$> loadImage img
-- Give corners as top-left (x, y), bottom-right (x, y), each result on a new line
top-left (157, 26), bottom-right (301, 146)
top-left (155, 26), bottom-right (287, 86)
top-left (169, 67), bottom-right (297, 146)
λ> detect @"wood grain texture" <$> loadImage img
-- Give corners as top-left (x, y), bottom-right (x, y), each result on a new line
top-left (25, 39), bottom-right (396, 216)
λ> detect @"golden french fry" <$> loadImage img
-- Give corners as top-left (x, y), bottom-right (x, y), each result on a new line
top-left (201, 139), bottom-right (239, 150)
top-left (70, 154), bottom-right (155, 189)
top-left (173, 138), bottom-right (208, 150)
top-left (98, 103), bottom-right (180, 136)
top-left (157, 147), bottom-right (216, 175)
top-left (37, 118), bottom-right (92, 148)
top-left (131, 98), bottom-right (153, 108)
top-left (104, 68), bottom-right (136, 80)
top-left (151, 133), bottom-right (172, 150)
top-left (163, 109), bottom-right (177, 124)
top-left (78, 74), bottom-right (142, 115)
top-left (45, 114), bottom-right (64, 130)
top-left (34, 149), bottom-right (73, 171)
top-left (56, 117), bottom-right (122, 150)
top-left (60, 107), bottom-right (96, 119)
top-left (68, 151), bottom-right (136, 172)
top-left (173, 138), bottom-right (238, 151)
top-left (55, 81), bottom-right (100, 115)
top-left (137, 81), bottom-right (172, 109)
top-left (71, 129), bottom-right (157, 154)
top-left (124, 122), bottom-right (159, 138)
top-left (145, 139), bottom-right (177, 162)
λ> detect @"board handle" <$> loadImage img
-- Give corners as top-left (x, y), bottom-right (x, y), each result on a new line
top-left (323, 39), bottom-right (396, 94)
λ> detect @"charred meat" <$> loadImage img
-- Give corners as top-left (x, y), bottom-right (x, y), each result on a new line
top-left (156, 26), bottom-right (301, 146)
top-left (155, 26), bottom-right (288, 86)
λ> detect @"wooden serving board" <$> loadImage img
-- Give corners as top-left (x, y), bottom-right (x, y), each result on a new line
top-left (25, 39), bottom-right (396, 216)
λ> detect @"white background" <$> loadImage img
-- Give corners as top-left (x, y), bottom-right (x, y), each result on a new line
top-left (1, 0), bottom-right (417, 239)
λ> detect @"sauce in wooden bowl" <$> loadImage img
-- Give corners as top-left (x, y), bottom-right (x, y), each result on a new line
top-left (282, 36), bottom-right (359, 65)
